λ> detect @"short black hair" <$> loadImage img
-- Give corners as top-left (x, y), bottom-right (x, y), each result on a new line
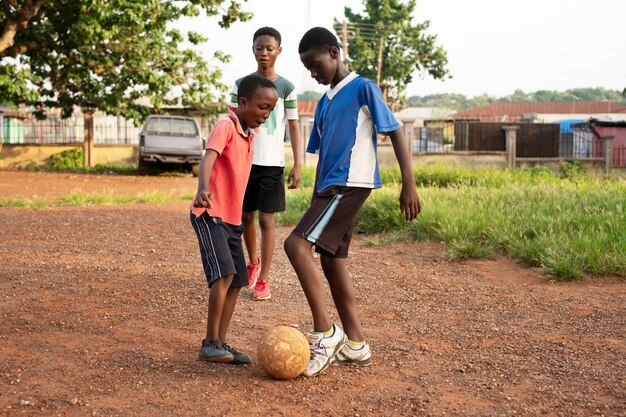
top-left (253, 26), bottom-right (281, 45)
top-left (298, 27), bottom-right (339, 54)
top-left (237, 74), bottom-right (276, 101)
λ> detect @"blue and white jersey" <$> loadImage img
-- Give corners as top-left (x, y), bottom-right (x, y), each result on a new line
top-left (307, 72), bottom-right (400, 192)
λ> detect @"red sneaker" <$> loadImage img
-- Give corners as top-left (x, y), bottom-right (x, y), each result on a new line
top-left (246, 257), bottom-right (261, 289)
top-left (253, 279), bottom-right (271, 301)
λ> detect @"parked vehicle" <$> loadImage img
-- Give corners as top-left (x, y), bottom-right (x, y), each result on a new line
top-left (138, 115), bottom-right (205, 176)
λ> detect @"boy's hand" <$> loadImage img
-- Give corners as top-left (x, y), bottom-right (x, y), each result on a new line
top-left (193, 191), bottom-right (214, 208)
top-left (399, 185), bottom-right (421, 221)
top-left (287, 165), bottom-right (302, 189)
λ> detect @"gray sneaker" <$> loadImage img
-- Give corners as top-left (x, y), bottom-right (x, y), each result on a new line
top-left (222, 343), bottom-right (252, 365)
top-left (199, 339), bottom-right (234, 363)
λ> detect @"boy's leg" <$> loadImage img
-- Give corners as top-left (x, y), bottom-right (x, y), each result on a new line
top-left (218, 286), bottom-right (242, 341)
top-left (320, 254), bottom-right (364, 342)
top-left (257, 211), bottom-right (275, 282)
top-left (206, 274), bottom-right (234, 341)
top-left (242, 210), bottom-right (261, 289)
top-left (252, 166), bottom-right (284, 299)
top-left (242, 211), bottom-right (258, 264)
top-left (284, 233), bottom-right (331, 331)
top-left (253, 211), bottom-right (275, 300)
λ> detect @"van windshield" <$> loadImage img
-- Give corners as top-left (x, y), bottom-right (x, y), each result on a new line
top-left (145, 118), bottom-right (198, 136)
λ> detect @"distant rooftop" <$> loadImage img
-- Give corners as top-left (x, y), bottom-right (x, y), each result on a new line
top-left (452, 101), bottom-right (626, 122)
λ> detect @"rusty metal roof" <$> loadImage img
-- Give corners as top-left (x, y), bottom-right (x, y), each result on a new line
top-left (452, 101), bottom-right (626, 121)
top-left (297, 100), bottom-right (318, 115)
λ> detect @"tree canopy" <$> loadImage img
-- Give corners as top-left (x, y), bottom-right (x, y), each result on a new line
top-left (334, 0), bottom-right (449, 105)
top-left (0, 0), bottom-right (251, 122)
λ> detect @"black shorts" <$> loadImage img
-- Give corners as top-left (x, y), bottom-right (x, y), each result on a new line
top-left (292, 186), bottom-right (371, 258)
top-left (189, 212), bottom-right (248, 288)
top-left (242, 165), bottom-right (285, 213)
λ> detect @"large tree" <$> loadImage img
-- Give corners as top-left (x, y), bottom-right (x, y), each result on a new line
top-left (334, 0), bottom-right (449, 105)
top-left (0, 0), bottom-right (251, 122)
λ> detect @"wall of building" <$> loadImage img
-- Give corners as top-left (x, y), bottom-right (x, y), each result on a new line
top-left (1, 143), bottom-right (617, 175)
top-left (0, 144), bottom-right (137, 168)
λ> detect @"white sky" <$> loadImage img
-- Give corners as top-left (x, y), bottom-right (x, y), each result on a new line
top-left (179, 0), bottom-right (626, 99)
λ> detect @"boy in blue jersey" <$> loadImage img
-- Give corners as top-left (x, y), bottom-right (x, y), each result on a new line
top-left (284, 27), bottom-right (421, 377)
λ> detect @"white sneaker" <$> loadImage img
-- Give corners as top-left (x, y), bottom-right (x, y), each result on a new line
top-left (303, 323), bottom-right (347, 377)
top-left (336, 341), bottom-right (372, 366)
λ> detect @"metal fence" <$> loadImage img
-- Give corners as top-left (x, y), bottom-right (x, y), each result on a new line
top-left (1, 112), bottom-right (214, 145)
top-left (614, 144), bottom-right (626, 167)
top-left (412, 121), bottom-right (455, 153)
top-left (4, 111), bottom-right (625, 168)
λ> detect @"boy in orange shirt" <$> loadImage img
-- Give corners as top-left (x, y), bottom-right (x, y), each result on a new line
top-left (190, 74), bottom-right (277, 363)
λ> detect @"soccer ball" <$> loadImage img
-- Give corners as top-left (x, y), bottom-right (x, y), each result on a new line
top-left (257, 326), bottom-right (310, 380)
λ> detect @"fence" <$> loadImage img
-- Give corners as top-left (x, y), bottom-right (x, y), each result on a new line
top-left (452, 122), bottom-right (561, 156)
top-left (411, 121), bottom-right (455, 153)
top-left (3, 110), bottom-right (625, 169)
top-left (1, 111), bottom-right (215, 145)
top-left (613, 144), bottom-right (626, 167)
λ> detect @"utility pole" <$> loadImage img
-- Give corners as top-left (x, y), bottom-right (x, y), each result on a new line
top-left (376, 35), bottom-right (384, 85)
top-left (341, 20), bottom-right (349, 70)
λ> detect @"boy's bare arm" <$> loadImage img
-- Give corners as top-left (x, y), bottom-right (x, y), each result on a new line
top-left (193, 150), bottom-right (219, 208)
top-left (287, 119), bottom-right (302, 189)
top-left (388, 129), bottom-right (421, 221)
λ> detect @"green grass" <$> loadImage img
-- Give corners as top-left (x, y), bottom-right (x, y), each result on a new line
top-left (279, 165), bottom-right (626, 280)
top-left (3, 163), bottom-right (624, 280)
top-left (0, 191), bottom-right (188, 209)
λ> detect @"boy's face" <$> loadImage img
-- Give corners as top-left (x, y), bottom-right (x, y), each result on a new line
top-left (238, 86), bottom-right (278, 130)
top-left (300, 47), bottom-right (340, 87)
top-left (253, 35), bottom-right (281, 69)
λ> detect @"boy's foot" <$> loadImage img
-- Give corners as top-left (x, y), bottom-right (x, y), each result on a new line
top-left (253, 279), bottom-right (271, 300)
top-left (222, 343), bottom-right (252, 365)
top-left (199, 339), bottom-right (234, 363)
top-left (303, 323), bottom-right (347, 377)
top-left (336, 341), bottom-right (372, 366)
top-left (246, 257), bottom-right (261, 289)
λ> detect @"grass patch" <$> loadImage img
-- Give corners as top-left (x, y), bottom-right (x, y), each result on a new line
top-left (4, 164), bottom-right (624, 280)
top-left (279, 165), bottom-right (626, 280)
top-left (1, 191), bottom-right (188, 209)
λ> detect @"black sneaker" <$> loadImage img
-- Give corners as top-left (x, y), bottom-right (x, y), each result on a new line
top-left (199, 339), bottom-right (234, 363)
top-left (222, 343), bottom-right (252, 365)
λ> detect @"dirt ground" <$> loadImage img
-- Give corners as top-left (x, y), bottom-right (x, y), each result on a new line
top-left (0, 170), bottom-right (624, 417)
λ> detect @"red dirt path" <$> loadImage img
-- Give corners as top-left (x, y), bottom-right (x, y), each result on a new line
top-left (0, 170), bottom-right (624, 416)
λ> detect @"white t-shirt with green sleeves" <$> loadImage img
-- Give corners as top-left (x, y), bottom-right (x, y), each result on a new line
top-left (230, 75), bottom-right (299, 167)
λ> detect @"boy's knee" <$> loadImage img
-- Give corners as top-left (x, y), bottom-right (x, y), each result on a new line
top-left (284, 234), bottom-right (301, 258)
top-left (242, 211), bottom-right (255, 225)
top-left (258, 213), bottom-right (275, 229)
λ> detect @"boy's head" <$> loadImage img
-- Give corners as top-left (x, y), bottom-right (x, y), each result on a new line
top-left (298, 27), bottom-right (343, 87)
top-left (253, 27), bottom-right (281, 45)
top-left (252, 27), bottom-right (282, 70)
top-left (236, 74), bottom-right (278, 130)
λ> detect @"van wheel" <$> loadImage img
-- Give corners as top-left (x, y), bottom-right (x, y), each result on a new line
top-left (191, 163), bottom-right (200, 177)
top-left (138, 160), bottom-right (153, 175)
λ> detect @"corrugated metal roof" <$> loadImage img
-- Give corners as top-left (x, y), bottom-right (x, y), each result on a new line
top-left (298, 100), bottom-right (318, 115)
top-left (452, 101), bottom-right (626, 121)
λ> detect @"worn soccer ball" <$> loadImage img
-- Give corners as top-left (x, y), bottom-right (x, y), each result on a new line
top-left (257, 326), bottom-right (310, 380)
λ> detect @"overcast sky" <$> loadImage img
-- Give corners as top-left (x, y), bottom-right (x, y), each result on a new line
top-left (180, 0), bottom-right (626, 99)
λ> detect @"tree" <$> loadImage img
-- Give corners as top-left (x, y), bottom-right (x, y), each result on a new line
top-left (298, 90), bottom-right (324, 101)
top-left (0, 0), bottom-right (251, 122)
top-left (334, 0), bottom-right (449, 105)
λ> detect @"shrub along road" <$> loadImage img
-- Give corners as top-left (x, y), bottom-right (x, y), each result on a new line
top-left (0, 170), bottom-right (624, 416)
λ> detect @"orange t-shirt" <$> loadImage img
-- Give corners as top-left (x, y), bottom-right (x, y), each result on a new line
top-left (190, 108), bottom-right (255, 225)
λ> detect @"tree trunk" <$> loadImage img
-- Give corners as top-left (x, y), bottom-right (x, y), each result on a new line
top-left (0, 0), bottom-right (46, 56)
